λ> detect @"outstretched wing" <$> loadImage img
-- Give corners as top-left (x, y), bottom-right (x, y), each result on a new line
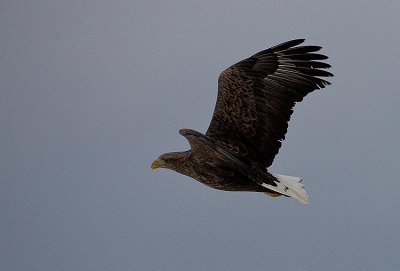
top-left (206, 39), bottom-right (333, 168)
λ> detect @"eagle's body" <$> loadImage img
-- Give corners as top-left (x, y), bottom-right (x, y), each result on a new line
top-left (152, 39), bottom-right (333, 204)
top-left (158, 130), bottom-right (273, 192)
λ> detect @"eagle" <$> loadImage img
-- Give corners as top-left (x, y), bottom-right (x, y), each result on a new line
top-left (151, 39), bottom-right (333, 204)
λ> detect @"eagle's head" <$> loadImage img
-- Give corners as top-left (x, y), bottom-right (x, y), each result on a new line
top-left (151, 151), bottom-right (190, 173)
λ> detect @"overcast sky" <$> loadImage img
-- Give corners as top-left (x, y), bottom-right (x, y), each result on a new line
top-left (1, 1), bottom-right (400, 270)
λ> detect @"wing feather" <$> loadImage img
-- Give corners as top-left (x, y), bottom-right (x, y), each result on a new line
top-left (206, 39), bottom-right (333, 167)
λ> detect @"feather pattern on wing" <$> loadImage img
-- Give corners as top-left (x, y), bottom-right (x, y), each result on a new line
top-left (206, 39), bottom-right (333, 168)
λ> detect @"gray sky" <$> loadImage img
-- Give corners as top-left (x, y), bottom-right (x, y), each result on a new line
top-left (1, 1), bottom-right (400, 270)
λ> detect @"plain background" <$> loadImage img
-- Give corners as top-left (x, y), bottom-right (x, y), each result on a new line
top-left (1, 1), bottom-right (399, 270)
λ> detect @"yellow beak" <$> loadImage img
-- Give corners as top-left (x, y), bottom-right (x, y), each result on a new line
top-left (151, 159), bottom-right (164, 170)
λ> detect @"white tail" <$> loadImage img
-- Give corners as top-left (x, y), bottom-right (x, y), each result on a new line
top-left (261, 174), bottom-right (309, 204)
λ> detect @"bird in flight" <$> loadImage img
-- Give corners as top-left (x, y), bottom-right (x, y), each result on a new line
top-left (151, 39), bottom-right (333, 204)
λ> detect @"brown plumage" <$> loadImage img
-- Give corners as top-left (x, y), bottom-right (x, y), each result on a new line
top-left (151, 39), bottom-right (333, 204)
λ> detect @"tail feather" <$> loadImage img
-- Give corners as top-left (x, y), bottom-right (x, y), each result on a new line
top-left (262, 174), bottom-right (309, 204)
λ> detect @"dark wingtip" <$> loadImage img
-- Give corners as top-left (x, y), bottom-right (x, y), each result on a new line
top-left (269, 39), bottom-right (305, 51)
top-left (283, 39), bottom-right (306, 46)
top-left (253, 39), bottom-right (306, 58)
